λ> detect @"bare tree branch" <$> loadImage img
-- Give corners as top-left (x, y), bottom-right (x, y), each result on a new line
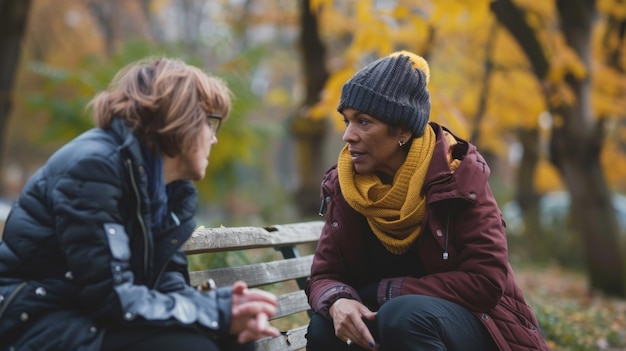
top-left (490, 0), bottom-right (550, 80)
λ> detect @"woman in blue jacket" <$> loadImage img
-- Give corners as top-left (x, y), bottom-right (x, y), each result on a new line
top-left (0, 57), bottom-right (279, 351)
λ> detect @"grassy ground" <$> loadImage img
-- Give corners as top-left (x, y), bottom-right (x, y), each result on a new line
top-left (514, 264), bottom-right (626, 350)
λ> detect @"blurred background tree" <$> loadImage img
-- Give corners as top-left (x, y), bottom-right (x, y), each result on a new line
top-left (310, 0), bottom-right (626, 297)
top-left (491, 0), bottom-right (625, 299)
top-left (0, 0), bottom-right (32, 195)
top-left (5, 0), bottom-right (304, 226)
top-left (2, 0), bottom-right (626, 297)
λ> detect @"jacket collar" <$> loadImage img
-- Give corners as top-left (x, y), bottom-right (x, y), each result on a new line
top-left (424, 122), bottom-right (489, 202)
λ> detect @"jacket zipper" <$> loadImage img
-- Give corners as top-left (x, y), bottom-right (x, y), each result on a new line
top-left (319, 186), bottom-right (329, 216)
top-left (125, 158), bottom-right (150, 280)
top-left (423, 173), bottom-right (454, 260)
top-left (443, 212), bottom-right (450, 260)
top-left (0, 282), bottom-right (27, 320)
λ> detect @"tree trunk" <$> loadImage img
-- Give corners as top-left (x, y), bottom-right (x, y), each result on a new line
top-left (552, 123), bottom-right (624, 294)
top-left (469, 22), bottom-right (497, 144)
top-left (514, 128), bottom-right (543, 256)
top-left (0, 0), bottom-right (32, 197)
top-left (139, 0), bottom-right (165, 44)
top-left (492, 0), bottom-right (625, 296)
top-left (601, 15), bottom-right (626, 169)
top-left (290, 0), bottom-right (329, 218)
top-left (84, 0), bottom-right (116, 56)
top-left (489, 0), bottom-right (550, 259)
top-left (550, 0), bottom-right (624, 296)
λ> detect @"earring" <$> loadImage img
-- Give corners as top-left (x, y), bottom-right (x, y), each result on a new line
top-left (398, 140), bottom-right (406, 147)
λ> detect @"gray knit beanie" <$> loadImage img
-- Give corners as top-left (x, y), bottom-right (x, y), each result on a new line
top-left (337, 51), bottom-right (431, 137)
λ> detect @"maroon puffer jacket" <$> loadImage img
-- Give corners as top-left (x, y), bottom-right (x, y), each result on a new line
top-left (306, 123), bottom-right (551, 351)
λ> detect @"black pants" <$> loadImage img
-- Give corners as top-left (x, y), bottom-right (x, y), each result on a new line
top-left (306, 295), bottom-right (495, 351)
top-left (101, 325), bottom-right (255, 351)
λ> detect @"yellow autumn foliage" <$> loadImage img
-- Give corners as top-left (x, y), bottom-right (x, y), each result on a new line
top-left (310, 0), bottom-right (626, 194)
top-left (598, 0), bottom-right (626, 19)
top-left (534, 160), bottom-right (564, 193)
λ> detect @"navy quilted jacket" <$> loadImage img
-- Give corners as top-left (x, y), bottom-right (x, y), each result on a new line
top-left (0, 119), bottom-right (233, 351)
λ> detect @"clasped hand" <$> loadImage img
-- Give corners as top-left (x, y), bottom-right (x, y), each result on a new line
top-left (229, 281), bottom-right (280, 343)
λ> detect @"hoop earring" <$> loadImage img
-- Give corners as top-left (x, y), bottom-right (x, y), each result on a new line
top-left (398, 140), bottom-right (406, 147)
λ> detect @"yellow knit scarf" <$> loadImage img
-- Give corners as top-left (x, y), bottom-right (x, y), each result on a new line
top-left (338, 127), bottom-right (436, 254)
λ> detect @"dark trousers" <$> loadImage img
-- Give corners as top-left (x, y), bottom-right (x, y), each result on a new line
top-left (306, 295), bottom-right (495, 351)
top-left (101, 325), bottom-right (255, 351)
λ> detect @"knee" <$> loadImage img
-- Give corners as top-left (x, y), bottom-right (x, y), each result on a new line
top-left (377, 295), bottom-right (440, 333)
top-left (306, 313), bottom-right (340, 350)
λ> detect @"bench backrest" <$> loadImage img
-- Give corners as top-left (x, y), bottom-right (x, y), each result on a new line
top-left (183, 221), bottom-right (323, 351)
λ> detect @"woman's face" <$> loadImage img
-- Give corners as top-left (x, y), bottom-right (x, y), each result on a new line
top-left (341, 108), bottom-right (411, 177)
top-left (185, 122), bottom-right (217, 181)
top-left (164, 121), bottom-right (217, 183)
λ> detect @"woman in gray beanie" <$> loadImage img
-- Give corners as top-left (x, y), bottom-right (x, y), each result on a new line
top-left (305, 51), bottom-right (550, 351)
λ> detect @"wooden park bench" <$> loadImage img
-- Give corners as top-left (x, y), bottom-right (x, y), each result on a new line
top-left (182, 220), bottom-right (324, 351)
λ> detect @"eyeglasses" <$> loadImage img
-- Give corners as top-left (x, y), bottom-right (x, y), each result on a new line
top-left (206, 114), bottom-right (223, 134)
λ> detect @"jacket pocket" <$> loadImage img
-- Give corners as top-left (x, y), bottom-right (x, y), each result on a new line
top-left (0, 280), bottom-right (27, 318)
top-left (0, 280), bottom-right (28, 341)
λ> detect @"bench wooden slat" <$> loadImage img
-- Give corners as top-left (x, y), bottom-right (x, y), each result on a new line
top-left (273, 290), bottom-right (309, 320)
top-left (256, 325), bottom-right (308, 351)
top-left (189, 255), bottom-right (313, 288)
top-left (185, 221), bottom-right (323, 351)
top-left (183, 221), bottom-right (323, 254)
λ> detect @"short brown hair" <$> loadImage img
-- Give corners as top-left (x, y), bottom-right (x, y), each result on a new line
top-left (88, 57), bottom-right (232, 156)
